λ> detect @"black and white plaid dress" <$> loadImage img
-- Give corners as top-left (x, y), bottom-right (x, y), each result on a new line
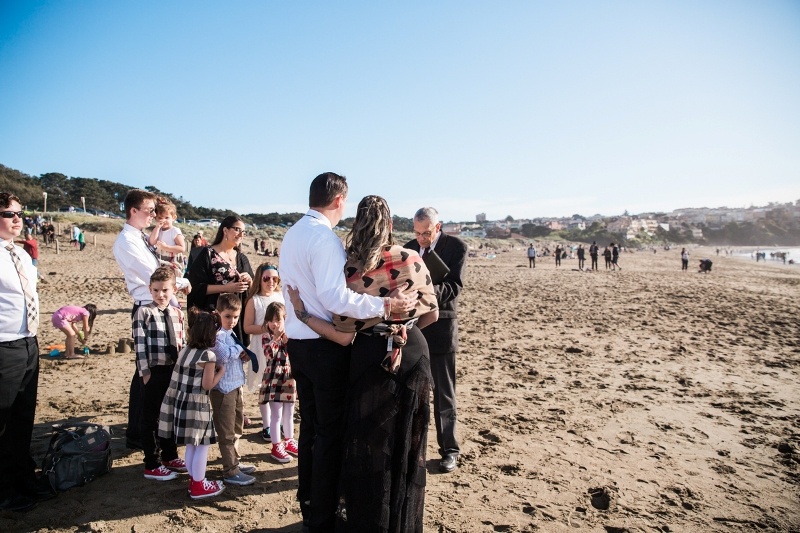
top-left (158, 347), bottom-right (217, 445)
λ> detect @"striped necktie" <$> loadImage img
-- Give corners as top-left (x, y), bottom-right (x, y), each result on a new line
top-left (141, 232), bottom-right (160, 261)
top-left (5, 244), bottom-right (39, 335)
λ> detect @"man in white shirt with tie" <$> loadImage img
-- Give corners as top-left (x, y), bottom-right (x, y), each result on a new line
top-left (0, 192), bottom-right (41, 512)
top-left (113, 189), bottom-right (190, 450)
top-left (280, 172), bottom-right (414, 532)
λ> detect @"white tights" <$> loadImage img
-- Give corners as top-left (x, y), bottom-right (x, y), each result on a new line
top-left (184, 444), bottom-right (210, 482)
top-left (269, 401), bottom-right (295, 444)
top-left (259, 402), bottom-right (269, 429)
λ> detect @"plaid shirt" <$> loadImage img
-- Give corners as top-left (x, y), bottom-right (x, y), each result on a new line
top-left (132, 303), bottom-right (185, 379)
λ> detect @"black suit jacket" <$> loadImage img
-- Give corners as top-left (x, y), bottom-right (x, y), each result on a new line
top-left (404, 233), bottom-right (468, 354)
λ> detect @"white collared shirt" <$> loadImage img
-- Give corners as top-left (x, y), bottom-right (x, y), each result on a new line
top-left (113, 223), bottom-right (189, 303)
top-left (0, 239), bottom-right (39, 341)
top-left (422, 231), bottom-right (442, 257)
top-left (280, 209), bottom-right (383, 340)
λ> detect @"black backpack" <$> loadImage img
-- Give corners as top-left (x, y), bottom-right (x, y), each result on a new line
top-left (41, 422), bottom-right (113, 492)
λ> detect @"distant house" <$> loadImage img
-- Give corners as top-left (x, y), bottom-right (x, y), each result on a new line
top-left (691, 228), bottom-right (704, 238)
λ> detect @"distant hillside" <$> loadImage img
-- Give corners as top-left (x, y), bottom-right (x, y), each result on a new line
top-left (0, 163), bottom-right (418, 231)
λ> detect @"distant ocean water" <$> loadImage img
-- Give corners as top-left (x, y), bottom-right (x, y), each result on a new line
top-left (726, 246), bottom-right (800, 263)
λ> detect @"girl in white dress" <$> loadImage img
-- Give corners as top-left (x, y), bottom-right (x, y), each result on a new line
top-left (241, 263), bottom-right (284, 441)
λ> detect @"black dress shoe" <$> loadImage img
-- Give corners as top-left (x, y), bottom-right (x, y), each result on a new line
top-left (439, 454), bottom-right (458, 473)
top-left (0, 494), bottom-right (37, 512)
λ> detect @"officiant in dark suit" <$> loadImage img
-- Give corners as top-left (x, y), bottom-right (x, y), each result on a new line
top-left (404, 207), bottom-right (468, 473)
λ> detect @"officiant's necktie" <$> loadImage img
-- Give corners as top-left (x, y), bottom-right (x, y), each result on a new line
top-left (162, 307), bottom-right (179, 360)
top-left (5, 244), bottom-right (39, 335)
top-left (421, 247), bottom-right (430, 260)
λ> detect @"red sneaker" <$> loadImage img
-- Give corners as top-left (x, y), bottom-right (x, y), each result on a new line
top-left (271, 441), bottom-right (292, 463)
top-left (189, 478), bottom-right (225, 500)
top-left (162, 457), bottom-right (188, 471)
top-left (284, 438), bottom-right (299, 457)
top-left (144, 465), bottom-right (178, 481)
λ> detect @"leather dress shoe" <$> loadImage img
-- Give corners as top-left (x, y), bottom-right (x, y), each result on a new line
top-left (0, 494), bottom-right (37, 512)
top-left (439, 454), bottom-right (458, 473)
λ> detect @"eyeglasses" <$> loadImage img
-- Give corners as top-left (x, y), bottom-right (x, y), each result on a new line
top-left (262, 275), bottom-right (279, 282)
top-left (228, 227), bottom-right (246, 236)
top-left (414, 231), bottom-right (434, 238)
top-left (137, 206), bottom-right (156, 215)
top-left (0, 211), bottom-right (24, 219)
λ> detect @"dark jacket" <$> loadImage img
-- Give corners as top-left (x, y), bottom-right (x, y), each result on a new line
top-left (186, 246), bottom-right (254, 344)
top-left (404, 232), bottom-right (468, 354)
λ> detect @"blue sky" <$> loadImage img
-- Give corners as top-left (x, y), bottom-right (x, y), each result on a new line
top-left (1, 1), bottom-right (798, 222)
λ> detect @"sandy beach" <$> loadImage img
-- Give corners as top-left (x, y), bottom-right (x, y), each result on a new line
top-left (2, 232), bottom-right (798, 532)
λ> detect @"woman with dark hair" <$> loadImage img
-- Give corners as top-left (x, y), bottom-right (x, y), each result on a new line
top-left (288, 195), bottom-right (438, 532)
top-left (187, 216), bottom-right (254, 342)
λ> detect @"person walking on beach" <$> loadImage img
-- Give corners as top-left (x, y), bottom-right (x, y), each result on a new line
top-left (577, 244), bottom-right (585, 270)
top-left (554, 244), bottom-right (562, 267)
top-left (603, 246), bottom-right (612, 269)
top-left (0, 193), bottom-right (42, 512)
top-left (279, 172), bottom-right (415, 530)
top-left (681, 248), bottom-right (689, 271)
top-left (527, 243), bottom-right (536, 268)
top-left (113, 189), bottom-right (191, 450)
top-left (589, 241), bottom-right (599, 270)
top-left (611, 242), bottom-right (622, 271)
top-left (405, 206), bottom-right (468, 474)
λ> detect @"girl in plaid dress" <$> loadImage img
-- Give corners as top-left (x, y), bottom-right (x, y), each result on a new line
top-left (159, 308), bottom-right (226, 500)
top-left (259, 302), bottom-right (298, 463)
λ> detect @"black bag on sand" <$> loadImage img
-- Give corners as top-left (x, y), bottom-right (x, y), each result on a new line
top-left (41, 422), bottom-right (112, 492)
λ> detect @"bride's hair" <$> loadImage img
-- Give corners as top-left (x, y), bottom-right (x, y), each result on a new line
top-left (345, 195), bottom-right (394, 273)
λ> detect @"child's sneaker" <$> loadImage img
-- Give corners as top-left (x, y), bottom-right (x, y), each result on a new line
top-left (261, 427), bottom-right (270, 441)
top-left (189, 478), bottom-right (225, 500)
top-left (162, 457), bottom-right (187, 471)
top-left (284, 438), bottom-right (299, 457)
top-left (271, 441), bottom-right (292, 463)
top-left (144, 465), bottom-right (178, 481)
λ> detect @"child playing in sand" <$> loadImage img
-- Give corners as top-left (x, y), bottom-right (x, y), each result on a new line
top-left (259, 301), bottom-right (298, 463)
top-left (51, 304), bottom-right (97, 359)
top-left (242, 263), bottom-right (285, 442)
top-left (132, 266), bottom-right (188, 481)
top-left (149, 198), bottom-right (185, 263)
top-left (158, 308), bottom-right (226, 500)
top-left (210, 293), bottom-right (257, 486)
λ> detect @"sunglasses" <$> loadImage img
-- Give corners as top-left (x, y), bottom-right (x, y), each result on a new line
top-left (137, 207), bottom-right (156, 215)
top-left (228, 227), bottom-right (246, 235)
top-left (262, 275), bottom-right (279, 282)
top-left (1, 211), bottom-right (24, 219)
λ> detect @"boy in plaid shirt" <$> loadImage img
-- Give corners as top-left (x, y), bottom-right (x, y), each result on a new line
top-left (133, 266), bottom-right (187, 481)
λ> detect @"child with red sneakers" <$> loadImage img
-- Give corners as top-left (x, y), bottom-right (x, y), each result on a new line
top-left (159, 308), bottom-right (226, 499)
top-left (259, 302), bottom-right (298, 463)
top-left (132, 266), bottom-right (188, 481)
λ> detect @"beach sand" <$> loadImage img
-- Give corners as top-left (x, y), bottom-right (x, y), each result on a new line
top-left (2, 233), bottom-right (798, 532)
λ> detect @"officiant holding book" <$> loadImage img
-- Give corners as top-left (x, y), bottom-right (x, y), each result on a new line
top-left (404, 207), bottom-right (468, 473)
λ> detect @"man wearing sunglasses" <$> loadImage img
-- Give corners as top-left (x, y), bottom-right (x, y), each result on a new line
top-left (113, 189), bottom-right (191, 451)
top-left (0, 193), bottom-right (41, 511)
top-left (404, 207), bottom-right (468, 473)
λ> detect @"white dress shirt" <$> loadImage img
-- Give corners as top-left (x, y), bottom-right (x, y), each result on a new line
top-left (0, 239), bottom-right (39, 342)
top-left (280, 209), bottom-right (383, 340)
top-left (113, 223), bottom-right (189, 303)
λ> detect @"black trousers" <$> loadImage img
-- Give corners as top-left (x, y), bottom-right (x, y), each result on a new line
top-left (288, 338), bottom-right (350, 533)
top-left (591, 255), bottom-right (598, 270)
top-left (139, 364), bottom-right (178, 469)
top-left (128, 304), bottom-right (143, 445)
top-left (430, 349), bottom-right (459, 458)
top-left (0, 336), bottom-right (39, 500)
top-left (528, 257), bottom-right (535, 268)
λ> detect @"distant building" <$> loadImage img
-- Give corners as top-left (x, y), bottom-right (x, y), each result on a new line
top-left (442, 223), bottom-right (461, 235)
top-left (476, 213), bottom-right (486, 223)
